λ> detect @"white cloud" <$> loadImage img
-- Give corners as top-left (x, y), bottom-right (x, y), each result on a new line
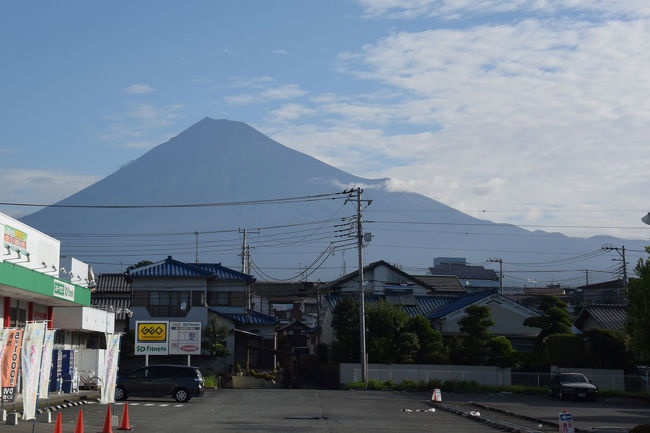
top-left (0, 169), bottom-right (99, 217)
top-left (357, 0), bottom-right (650, 19)
top-left (121, 84), bottom-right (154, 94)
top-left (101, 103), bottom-right (184, 147)
top-left (260, 84), bottom-right (307, 100)
top-left (226, 82), bottom-right (307, 107)
top-left (268, 17), bottom-right (650, 239)
top-left (268, 104), bottom-right (316, 123)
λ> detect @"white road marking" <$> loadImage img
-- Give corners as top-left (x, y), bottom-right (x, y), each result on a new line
top-left (130, 403), bottom-right (140, 406)
top-left (159, 404), bottom-right (169, 407)
top-left (175, 404), bottom-right (184, 407)
top-left (145, 403), bottom-right (154, 406)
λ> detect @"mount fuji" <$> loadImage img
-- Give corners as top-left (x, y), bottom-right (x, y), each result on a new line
top-left (20, 118), bottom-right (648, 285)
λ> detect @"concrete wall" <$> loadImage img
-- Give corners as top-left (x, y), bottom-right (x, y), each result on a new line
top-left (340, 363), bottom-right (511, 386)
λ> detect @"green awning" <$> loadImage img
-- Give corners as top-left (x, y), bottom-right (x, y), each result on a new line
top-left (0, 260), bottom-right (90, 306)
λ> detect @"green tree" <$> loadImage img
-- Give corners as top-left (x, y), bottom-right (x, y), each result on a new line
top-left (366, 300), bottom-right (410, 363)
top-left (330, 296), bottom-right (360, 362)
top-left (524, 295), bottom-right (573, 346)
top-left (584, 328), bottom-right (634, 370)
top-left (456, 305), bottom-right (494, 364)
top-left (627, 250), bottom-right (650, 363)
top-left (404, 316), bottom-right (448, 364)
top-left (203, 318), bottom-right (231, 357)
top-left (488, 336), bottom-right (515, 368)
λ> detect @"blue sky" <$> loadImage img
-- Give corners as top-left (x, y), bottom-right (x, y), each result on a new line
top-left (2, 0), bottom-right (649, 240)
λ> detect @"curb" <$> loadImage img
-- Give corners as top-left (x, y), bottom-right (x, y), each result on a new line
top-left (468, 401), bottom-right (589, 433)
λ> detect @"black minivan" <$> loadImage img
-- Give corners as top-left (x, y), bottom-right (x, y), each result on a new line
top-left (115, 364), bottom-right (204, 402)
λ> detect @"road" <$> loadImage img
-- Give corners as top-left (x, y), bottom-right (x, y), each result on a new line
top-left (9, 389), bottom-right (650, 433)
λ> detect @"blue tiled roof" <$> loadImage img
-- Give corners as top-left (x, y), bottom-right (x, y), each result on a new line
top-left (426, 290), bottom-right (497, 319)
top-left (326, 293), bottom-right (458, 319)
top-left (211, 308), bottom-right (279, 325)
top-left (196, 263), bottom-right (255, 281)
top-left (129, 256), bottom-right (254, 281)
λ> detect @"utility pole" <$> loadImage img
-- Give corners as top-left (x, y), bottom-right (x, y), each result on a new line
top-left (585, 270), bottom-right (589, 286)
top-left (194, 231), bottom-right (199, 264)
top-left (487, 258), bottom-right (503, 295)
top-left (239, 228), bottom-right (247, 273)
top-left (356, 187), bottom-right (367, 386)
top-left (602, 245), bottom-right (628, 302)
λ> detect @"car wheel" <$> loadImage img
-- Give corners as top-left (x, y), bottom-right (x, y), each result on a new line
top-left (173, 387), bottom-right (191, 403)
top-left (115, 385), bottom-right (127, 401)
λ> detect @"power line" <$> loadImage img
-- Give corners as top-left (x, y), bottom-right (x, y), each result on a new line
top-left (0, 192), bottom-right (348, 209)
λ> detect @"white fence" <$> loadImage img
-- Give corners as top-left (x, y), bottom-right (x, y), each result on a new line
top-left (340, 364), bottom-right (650, 392)
top-left (340, 363), bottom-right (511, 386)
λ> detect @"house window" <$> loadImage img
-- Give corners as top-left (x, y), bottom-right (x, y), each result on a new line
top-left (147, 291), bottom-right (191, 317)
top-left (207, 291), bottom-right (245, 307)
top-left (208, 292), bottom-right (230, 306)
top-left (192, 291), bottom-right (204, 307)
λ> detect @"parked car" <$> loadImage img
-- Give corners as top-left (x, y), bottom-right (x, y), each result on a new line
top-left (549, 373), bottom-right (598, 401)
top-left (115, 364), bottom-right (204, 402)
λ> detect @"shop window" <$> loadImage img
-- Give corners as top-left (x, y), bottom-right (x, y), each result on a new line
top-left (9, 308), bottom-right (26, 327)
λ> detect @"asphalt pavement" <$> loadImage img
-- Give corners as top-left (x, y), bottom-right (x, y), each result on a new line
top-left (2, 389), bottom-right (648, 433)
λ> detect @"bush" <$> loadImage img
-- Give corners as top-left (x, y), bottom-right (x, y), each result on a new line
top-left (630, 425), bottom-right (650, 433)
top-left (204, 375), bottom-right (217, 388)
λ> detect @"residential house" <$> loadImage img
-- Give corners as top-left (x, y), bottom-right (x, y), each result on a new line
top-left (429, 257), bottom-right (500, 291)
top-left (91, 273), bottom-right (133, 333)
top-left (127, 256), bottom-right (277, 370)
top-left (324, 260), bottom-right (435, 295)
top-left (571, 279), bottom-right (627, 305)
top-left (426, 290), bottom-right (542, 352)
top-left (574, 304), bottom-right (626, 333)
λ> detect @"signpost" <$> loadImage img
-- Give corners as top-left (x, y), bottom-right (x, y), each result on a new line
top-left (558, 410), bottom-right (575, 433)
top-left (169, 322), bottom-right (201, 366)
top-left (135, 321), bottom-right (169, 365)
top-left (135, 321), bottom-right (202, 366)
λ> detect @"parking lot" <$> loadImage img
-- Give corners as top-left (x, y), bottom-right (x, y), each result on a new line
top-left (5, 389), bottom-right (650, 433)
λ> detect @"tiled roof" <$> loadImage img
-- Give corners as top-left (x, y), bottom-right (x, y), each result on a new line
top-left (129, 256), bottom-right (254, 281)
top-left (326, 293), bottom-right (457, 318)
top-left (426, 290), bottom-right (497, 319)
top-left (428, 264), bottom-right (499, 281)
top-left (210, 308), bottom-right (279, 326)
top-left (91, 297), bottom-right (132, 320)
top-left (196, 263), bottom-right (256, 281)
top-left (575, 304), bottom-right (627, 331)
top-left (95, 273), bottom-right (132, 293)
top-left (413, 275), bottom-right (466, 292)
top-left (325, 260), bottom-right (433, 291)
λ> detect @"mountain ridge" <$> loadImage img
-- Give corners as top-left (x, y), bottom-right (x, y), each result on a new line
top-left (20, 118), bottom-right (648, 284)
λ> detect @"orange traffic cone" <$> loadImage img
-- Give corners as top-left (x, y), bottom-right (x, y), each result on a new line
top-left (52, 413), bottom-right (63, 433)
top-left (99, 405), bottom-right (114, 433)
top-left (118, 402), bottom-right (133, 431)
top-left (74, 409), bottom-right (84, 433)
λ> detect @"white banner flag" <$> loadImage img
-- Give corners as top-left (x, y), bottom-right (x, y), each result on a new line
top-left (0, 328), bottom-right (8, 388)
top-left (100, 333), bottom-right (121, 404)
top-left (21, 322), bottom-right (46, 420)
top-left (38, 329), bottom-right (55, 398)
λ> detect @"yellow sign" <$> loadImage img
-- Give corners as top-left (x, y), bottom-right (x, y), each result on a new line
top-left (137, 323), bottom-right (167, 341)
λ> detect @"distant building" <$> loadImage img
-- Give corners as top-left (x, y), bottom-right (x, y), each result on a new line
top-left (429, 257), bottom-right (500, 291)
